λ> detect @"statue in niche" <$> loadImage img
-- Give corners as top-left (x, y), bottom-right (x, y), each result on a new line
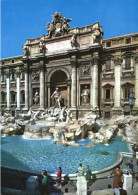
top-left (32, 72), bottom-right (39, 81)
top-left (81, 86), bottom-right (90, 104)
top-left (51, 88), bottom-right (62, 108)
top-left (70, 34), bottom-right (77, 47)
top-left (39, 39), bottom-right (46, 54)
top-left (33, 90), bottom-right (39, 105)
top-left (81, 65), bottom-right (90, 76)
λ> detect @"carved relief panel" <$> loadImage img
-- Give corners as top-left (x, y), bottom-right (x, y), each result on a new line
top-left (80, 65), bottom-right (90, 77)
top-left (32, 70), bottom-right (39, 82)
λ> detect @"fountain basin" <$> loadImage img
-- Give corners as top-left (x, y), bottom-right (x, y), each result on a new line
top-left (1, 136), bottom-right (129, 174)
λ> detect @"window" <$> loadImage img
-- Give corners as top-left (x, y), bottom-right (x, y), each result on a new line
top-left (106, 89), bottom-right (110, 99)
top-left (21, 93), bottom-right (25, 102)
top-left (12, 60), bottom-right (14, 63)
top-left (1, 93), bottom-right (6, 102)
top-left (21, 90), bottom-right (25, 103)
top-left (125, 57), bottom-right (131, 69)
top-left (106, 60), bottom-right (111, 71)
top-left (106, 42), bottom-right (111, 47)
top-left (105, 112), bottom-right (110, 118)
top-left (21, 72), bottom-right (25, 80)
top-left (11, 92), bottom-right (16, 102)
top-left (122, 83), bottom-right (134, 100)
top-left (124, 88), bottom-right (131, 99)
top-left (125, 38), bottom-right (131, 44)
top-left (11, 71), bottom-right (15, 80)
top-left (12, 111), bottom-right (15, 116)
top-left (1, 72), bottom-right (5, 82)
top-left (124, 112), bottom-right (130, 116)
top-left (2, 61), bottom-right (5, 65)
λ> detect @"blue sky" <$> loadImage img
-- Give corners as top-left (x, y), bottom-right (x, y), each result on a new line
top-left (1, 0), bottom-right (138, 59)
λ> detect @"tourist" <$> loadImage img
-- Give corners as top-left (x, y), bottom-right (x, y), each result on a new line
top-left (41, 170), bottom-right (49, 195)
top-left (132, 144), bottom-right (136, 159)
top-left (126, 160), bottom-right (134, 174)
top-left (76, 163), bottom-right (84, 176)
top-left (55, 167), bottom-right (62, 188)
top-left (132, 177), bottom-right (138, 195)
top-left (118, 181), bottom-right (127, 195)
top-left (108, 166), bottom-right (123, 189)
top-left (85, 165), bottom-right (92, 180)
top-left (134, 145), bottom-right (138, 158)
top-left (65, 188), bottom-right (68, 193)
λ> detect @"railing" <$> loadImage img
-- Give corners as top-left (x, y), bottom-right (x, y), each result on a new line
top-left (102, 99), bottom-right (114, 107)
top-left (10, 102), bottom-right (17, 106)
top-left (103, 69), bottom-right (114, 78)
top-left (122, 67), bottom-right (134, 76)
top-left (121, 99), bottom-right (129, 106)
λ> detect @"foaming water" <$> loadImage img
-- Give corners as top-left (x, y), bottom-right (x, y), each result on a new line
top-left (22, 135), bottom-right (52, 140)
top-left (1, 136), bottom-right (128, 174)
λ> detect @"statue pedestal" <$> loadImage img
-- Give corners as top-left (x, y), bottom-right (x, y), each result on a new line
top-left (123, 174), bottom-right (132, 194)
top-left (76, 176), bottom-right (87, 195)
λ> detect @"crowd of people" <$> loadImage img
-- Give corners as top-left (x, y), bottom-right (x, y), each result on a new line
top-left (40, 149), bottom-right (138, 195)
top-left (41, 164), bottom-right (92, 194)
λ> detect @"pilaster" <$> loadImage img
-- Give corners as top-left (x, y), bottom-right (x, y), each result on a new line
top-left (39, 63), bottom-right (45, 109)
top-left (6, 70), bottom-right (10, 110)
top-left (67, 82), bottom-right (71, 108)
top-left (47, 82), bottom-right (51, 108)
top-left (71, 59), bottom-right (77, 108)
top-left (91, 56), bottom-right (99, 110)
top-left (16, 70), bottom-right (21, 110)
top-left (112, 57), bottom-right (123, 115)
top-left (24, 65), bottom-right (29, 111)
top-left (134, 56), bottom-right (138, 108)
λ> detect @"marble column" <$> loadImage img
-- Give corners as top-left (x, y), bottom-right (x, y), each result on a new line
top-left (47, 83), bottom-right (51, 108)
top-left (131, 56), bottom-right (134, 71)
top-left (114, 57), bottom-right (122, 108)
top-left (134, 56), bottom-right (138, 108)
top-left (90, 64), bottom-right (94, 107)
top-left (39, 64), bottom-right (45, 109)
top-left (77, 66), bottom-right (79, 107)
top-left (71, 61), bottom-right (77, 108)
top-left (67, 84), bottom-right (71, 108)
top-left (24, 67), bottom-right (29, 110)
top-left (16, 71), bottom-right (20, 110)
top-left (92, 57), bottom-right (99, 109)
top-left (6, 71), bottom-right (10, 109)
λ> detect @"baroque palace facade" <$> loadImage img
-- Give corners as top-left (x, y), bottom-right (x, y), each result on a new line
top-left (1, 12), bottom-right (138, 118)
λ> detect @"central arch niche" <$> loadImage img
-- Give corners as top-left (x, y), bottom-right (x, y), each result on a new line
top-left (50, 70), bottom-right (68, 106)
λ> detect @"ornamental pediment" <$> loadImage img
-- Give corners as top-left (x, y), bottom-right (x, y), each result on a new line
top-left (102, 83), bottom-right (114, 88)
top-left (121, 82), bottom-right (134, 88)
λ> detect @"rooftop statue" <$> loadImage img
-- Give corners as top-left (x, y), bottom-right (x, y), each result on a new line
top-left (22, 44), bottom-right (29, 57)
top-left (45, 12), bottom-right (72, 38)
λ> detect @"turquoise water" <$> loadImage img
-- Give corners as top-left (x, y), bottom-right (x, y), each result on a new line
top-left (1, 136), bottom-right (128, 174)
